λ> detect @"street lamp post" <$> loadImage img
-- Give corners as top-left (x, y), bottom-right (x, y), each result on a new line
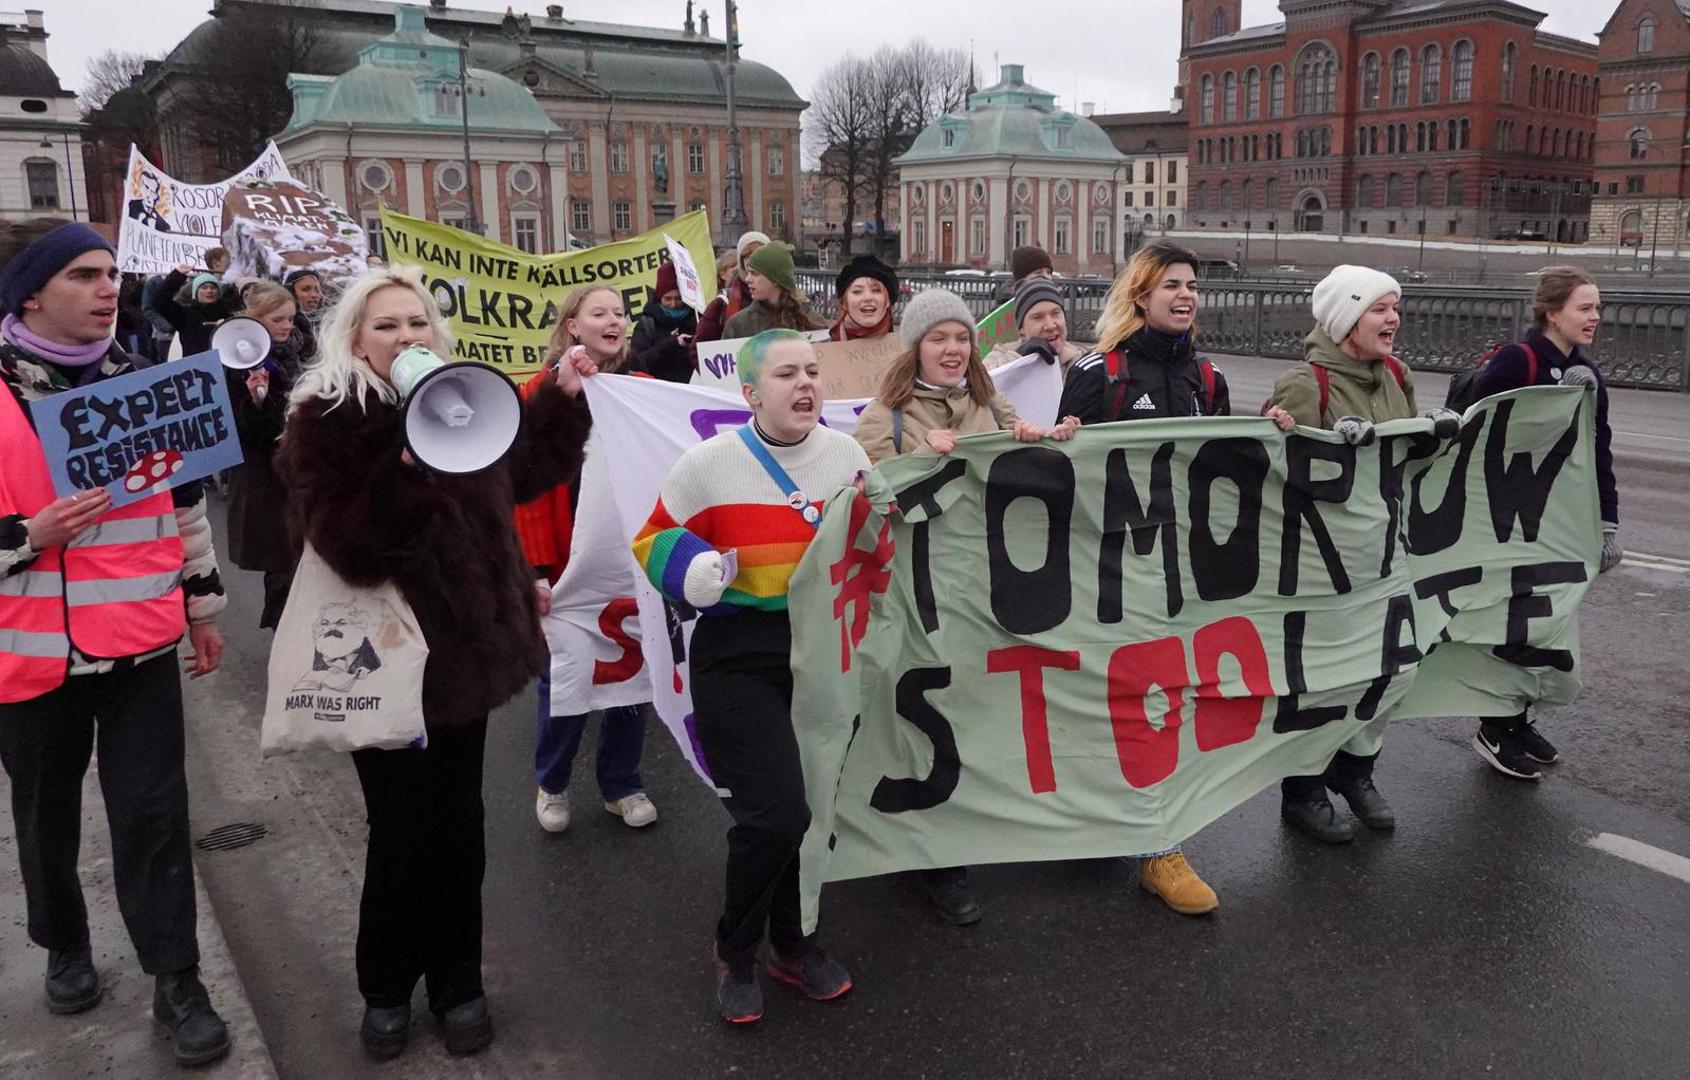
top-left (720, 0), bottom-right (748, 236)
top-left (1417, 204), bottom-right (1427, 271)
top-left (457, 37), bottom-right (480, 234)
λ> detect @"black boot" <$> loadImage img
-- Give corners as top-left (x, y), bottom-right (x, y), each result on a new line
top-left (45, 943), bottom-right (103, 1015)
top-left (1280, 775), bottom-right (1354, 843)
top-left (921, 866), bottom-right (983, 926)
top-left (360, 1004), bottom-right (411, 1061)
top-left (1325, 751), bottom-right (1396, 831)
top-left (440, 996), bottom-right (494, 1056)
top-left (152, 967), bottom-right (231, 1067)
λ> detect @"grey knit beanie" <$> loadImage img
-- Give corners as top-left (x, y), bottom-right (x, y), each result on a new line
top-left (898, 288), bottom-right (976, 348)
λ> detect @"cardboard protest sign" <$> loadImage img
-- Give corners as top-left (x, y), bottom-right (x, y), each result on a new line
top-left (222, 181), bottom-right (367, 286)
top-left (117, 143), bottom-right (293, 274)
top-left (663, 233), bottom-right (708, 313)
top-left (692, 331), bottom-right (831, 391)
top-left (814, 335), bottom-right (905, 400)
top-left (28, 350), bottom-right (243, 507)
top-left (976, 299), bottom-right (1016, 357)
top-left (786, 387), bottom-right (1600, 930)
top-left (380, 208), bottom-right (717, 376)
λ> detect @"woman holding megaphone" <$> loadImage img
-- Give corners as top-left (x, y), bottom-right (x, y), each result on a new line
top-left (277, 267), bottom-right (594, 1060)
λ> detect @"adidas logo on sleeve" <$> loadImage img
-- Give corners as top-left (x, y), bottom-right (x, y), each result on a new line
top-left (1131, 393), bottom-right (1155, 411)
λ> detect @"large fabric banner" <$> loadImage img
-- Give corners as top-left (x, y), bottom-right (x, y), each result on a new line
top-left (565, 352), bottom-right (1064, 748)
top-left (785, 387), bottom-right (1600, 929)
top-left (117, 143), bottom-right (293, 274)
top-left (379, 209), bottom-right (717, 377)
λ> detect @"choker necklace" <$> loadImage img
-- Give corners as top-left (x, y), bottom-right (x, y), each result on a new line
top-left (754, 419), bottom-right (805, 447)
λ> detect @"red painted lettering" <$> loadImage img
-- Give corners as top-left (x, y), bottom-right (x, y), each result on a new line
top-left (986, 646), bottom-right (1082, 794)
top-left (591, 598), bottom-right (644, 685)
top-left (1191, 616), bottom-right (1276, 752)
top-left (1106, 636), bottom-right (1190, 789)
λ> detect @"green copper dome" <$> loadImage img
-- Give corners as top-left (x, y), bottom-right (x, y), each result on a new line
top-left (898, 64), bottom-right (1124, 167)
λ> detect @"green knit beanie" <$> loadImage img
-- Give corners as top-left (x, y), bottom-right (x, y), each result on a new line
top-left (745, 242), bottom-right (797, 294)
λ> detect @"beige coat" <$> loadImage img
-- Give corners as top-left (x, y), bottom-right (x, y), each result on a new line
top-left (854, 383), bottom-right (1021, 465)
top-left (982, 339), bottom-right (1088, 374)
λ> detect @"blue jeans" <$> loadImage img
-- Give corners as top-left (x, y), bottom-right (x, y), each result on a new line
top-left (533, 668), bottom-right (647, 800)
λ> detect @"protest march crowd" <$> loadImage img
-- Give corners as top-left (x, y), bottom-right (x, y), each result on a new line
top-left (0, 206), bottom-right (1620, 1063)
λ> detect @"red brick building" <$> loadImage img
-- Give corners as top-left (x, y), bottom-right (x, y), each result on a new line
top-left (1182, 0), bottom-right (1599, 242)
top-left (1590, 0), bottom-right (1690, 252)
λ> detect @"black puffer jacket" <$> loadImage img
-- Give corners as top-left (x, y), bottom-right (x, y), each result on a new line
top-left (630, 293), bottom-right (699, 383)
top-left (1058, 325), bottom-right (1232, 424)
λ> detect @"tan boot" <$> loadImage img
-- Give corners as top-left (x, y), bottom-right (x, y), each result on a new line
top-left (1139, 852), bottom-right (1219, 915)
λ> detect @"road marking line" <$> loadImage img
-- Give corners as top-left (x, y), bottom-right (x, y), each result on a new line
top-left (1630, 550), bottom-right (1690, 567)
top-left (1586, 833), bottom-right (1690, 885)
top-left (1621, 560), bottom-right (1688, 574)
top-left (1615, 429), bottom-right (1690, 445)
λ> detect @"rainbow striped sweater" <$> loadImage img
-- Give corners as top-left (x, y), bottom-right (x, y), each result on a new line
top-left (633, 424), bottom-right (870, 613)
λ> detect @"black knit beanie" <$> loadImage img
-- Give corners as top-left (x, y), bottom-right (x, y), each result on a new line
top-left (835, 255), bottom-right (898, 299)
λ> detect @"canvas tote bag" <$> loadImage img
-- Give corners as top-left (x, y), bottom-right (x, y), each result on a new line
top-left (261, 541), bottom-right (430, 755)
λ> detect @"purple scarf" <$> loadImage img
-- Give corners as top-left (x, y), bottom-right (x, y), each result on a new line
top-left (2, 314), bottom-right (111, 370)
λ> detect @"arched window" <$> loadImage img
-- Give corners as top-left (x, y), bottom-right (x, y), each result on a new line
top-left (1420, 44), bottom-right (1442, 104)
top-left (1185, 14), bottom-right (1194, 46)
top-left (1212, 6), bottom-right (1227, 39)
top-left (1553, 129), bottom-right (1562, 157)
top-left (1588, 76), bottom-right (1598, 113)
top-left (1356, 174), bottom-right (1375, 207)
top-left (1452, 40), bottom-right (1474, 102)
top-left (1501, 43), bottom-right (1517, 104)
top-left (1223, 71), bottom-right (1238, 122)
top-left (1362, 52), bottom-right (1381, 108)
top-left (1446, 171), bottom-right (1464, 207)
top-left (1649, 83), bottom-right (1661, 110)
top-left (1529, 65), bottom-right (1538, 107)
top-left (1390, 48), bottom-right (1411, 107)
top-left (1416, 121), bottom-right (1427, 153)
top-left (1265, 177), bottom-right (1279, 209)
top-left (1556, 70), bottom-right (1566, 110)
top-left (1269, 65), bottom-right (1286, 118)
top-left (1296, 42), bottom-right (1337, 114)
top-left (1526, 124), bottom-right (1535, 154)
top-left (1195, 180), bottom-right (1208, 209)
top-left (1448, 119), bottom-right (1459, 148)
top-left (1459, 117), bottom-right (1469, 149)
top-left (1218, 180), bottom-right (1232, 211)
top-left (1626, 83), bottom-right (1638, 112)
top-left (1386, 172), bottom-right (1404, 207)
top-left (1200, 74), bottom-right (1215, 123)
top-left (1538, 126), bottom-right (1548, 154)
top-left (1639, 17), bottom-right (1656, 54)
top-left (1241, 178), bottom-right (1253, 211)
top-left (1416, 171), bottom-right (1432, 207)
top-left (1245, 68), bottom-right (1262, 120)
top-left (1631, 128), bottom-right (1650, 159)
top-left (1428, 121), bottom-right (1438, 151)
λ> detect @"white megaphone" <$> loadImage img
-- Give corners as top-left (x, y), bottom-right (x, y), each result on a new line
top-left (390, 345), bottom-right (521, 474)
top-left (211, 316), bottom-right (272, 370)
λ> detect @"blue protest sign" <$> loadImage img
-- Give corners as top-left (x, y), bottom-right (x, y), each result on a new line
top-left (28, 349), bottom-right (244, 507)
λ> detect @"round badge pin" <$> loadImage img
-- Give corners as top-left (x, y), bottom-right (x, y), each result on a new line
top-left (787, 492), bottom-right (807, 511)
top-left (802, 506), bottom-right (821, 524)
top-left (1550, 367), bottom-right (1563, 381)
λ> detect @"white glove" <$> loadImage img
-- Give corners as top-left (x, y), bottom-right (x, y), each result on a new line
top-left (1422, 407), bottom-right (1460, 440)
top-left (1600, 523), bottom-right (1622, 574)
top-left (681, 549), bottom-right (729, 608)
top-left (1561, 365), bottom-right (1598, 390)
top-left (1334, 415), bottom-right (1377, 447)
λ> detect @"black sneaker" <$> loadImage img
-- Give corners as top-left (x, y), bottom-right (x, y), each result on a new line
top-left (1280, 794), bottom-right (1355, 843)
top-left (1517, 721), bottom-right (1559, 764)
top-left (1473, 726), bottom-right (1543, 780)
top-left (921, 867), bottom-right (983, 926)
top-left (766, 947), bottom-right (853, 1002)
top-left (152, 967), bottom-right (231, 1067)
top-left (1327, 778), bottom-right (1397, 831)
top-left (45, 943), bottom-right (103, 1015)
top-left (713, 945), bottom-right (763, 1024)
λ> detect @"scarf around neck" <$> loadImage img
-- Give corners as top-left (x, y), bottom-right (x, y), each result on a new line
top-left (2, 313), bottom-right (112, 369)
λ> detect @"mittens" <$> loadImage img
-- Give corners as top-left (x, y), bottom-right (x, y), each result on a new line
top-left (682, 549), bottom-right (729, 608)
top-left (1334, 415), bottom-right (1377, 447)
top-left (1018, 338), bottom-right (1058, 364)
top-left (1600, 523), bottom-right (1622, 574)
top-left (1560, 365), bottom-right (1598, 390)
top-left (1422, 407), bottom-right (1461, 440)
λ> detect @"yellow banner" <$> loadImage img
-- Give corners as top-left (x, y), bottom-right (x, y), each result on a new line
top-left (378, 208), bottom-right (717, 375)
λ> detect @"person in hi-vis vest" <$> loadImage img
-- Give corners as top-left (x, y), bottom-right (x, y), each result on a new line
top-left (0, 218), bottom-right (233, 1068)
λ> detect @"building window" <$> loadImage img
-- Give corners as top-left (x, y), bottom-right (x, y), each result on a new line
top-left (1458, 118), bottom-right (1469, 150)
top-left (1451, 41), bottom-right (1474, 102)
top-left (911, 218), bottom-right (926, 255)
top-left (1210, 5), bottom-right (1226, 38)
top-left (364, 217), bottom-right (385, 257)
top-left (1415, 171), bottom-right (1432, 207)
top-left (970, 216), bottom-right (986, 256)
top-left (1529, 65), bottom-right (1538, 107)
top-left (1420, 45), bottom-right (1441, 104)
top-left (1142, 161), bottom-right (1155, 184)
top-left (1222, 71), bottom-right (1238, 122)
top-left (1362, 52), bottom-right (1381, 108)
top-left (1627, 175), bottom-right (1645, 194)
top-left (1631, 129), bottom-right (1650, 159)
top-left (942, 128), bottom-right (956, 148)
top-left (24, 160), bottom-right (58, 208)
top-left (1501, 43), bottom-right (1517, 104)
top-left (1446, 171), bottom-right (1464, 206)
top-left (436, 163), bottom-right (466, 193)
top-left (361, 160), bottom-right (392, 192)
top-left (1195, 180), bottom-right (1207, 209)
top-left (1124, 190), bottom-right (1135, 207)
top-left (1386, 172), bottom-right (1403, 207)
top-left (509, 165), bottom-right (538, 195)
top-left (768, 147), bottom-right (784, 177)
top-left (610, 141), bottom-right (629, 173)
top-left (1639, 17), bottom-right (1656, 54)
top-left (613, 199), bottom-right (631, 231)
top-left (1245, 68), bottom-right (1261, 120)
top-left (1356, 174), bottom-right (1374, 207)
top-left (687, 143), bottom-right (704, 173)
top-left (570, 198), bottom-right (591, 234)
top-left (1054, 216), bottom-right (1071, 255)
top-left (1296, 43), bottom-right (1337, 114)
top-left (770, 200), bottom-right (786, 232)
top-left (1167, 192), bottom-right (1177, 208)
top-left (1012, 215), bottom-right (1030, 248)
top-left (442, 217), bottom-right (467, 231)
top-left (1092, 216), bottom-right (1109, 253)
top-left (1168, 160), bottom-right (1178, 183)
top-left (569, 140), bottom-right (588, 173)
top-left (512, 215), bottom-right (539, 254)
top-left (1200, 74), bottom-right (1214, 124)
top-left (1389, 48), bottom-right (1410, 108)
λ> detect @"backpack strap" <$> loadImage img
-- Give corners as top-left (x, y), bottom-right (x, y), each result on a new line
top-left (1518, 341), bottom-right (1538, 384)
top-left (1199, 359), bottom-right (1218, 415)
top-left (1383, 355), bottom-right (1407, 389)
top-left (1313, 364), bottom-right (1331, 420)
top-left (987, 399), bottom-right (1004, 428)
top-left (1104, 349), bottom-right (1128, 421)
top-left (892, 407), bottom-right (904, 454)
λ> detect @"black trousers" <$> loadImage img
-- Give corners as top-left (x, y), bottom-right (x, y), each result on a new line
top-left (0, 654), bottom-right (200, 974)
top-left (1281, 749), bottom-right (1377, 800)
top-left (351, 717), bottom-right (487, 1014)
top-left (689, 610), bottom-right (813, 968)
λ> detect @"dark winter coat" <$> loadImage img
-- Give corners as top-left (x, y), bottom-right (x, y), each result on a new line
top-left (224, 331), bottom-right (312, 573)
top-left (1473, 327), bottom-right (1618, 524)
top-left (630, 294), bottom-right (699, 382)
top-left (145, 269), bottom-right (242, 355)
top-left (276, 375), bottom-right (591, 730)
top-left (1058, 325), bottom-right (1232, 424)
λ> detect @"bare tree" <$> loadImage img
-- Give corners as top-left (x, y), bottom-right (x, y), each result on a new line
top-left (805, 56), bottom-right (877, 251)
top-left (81, 50), bottom-right (155, 115)
top-left (170, 0), bottom-right (324, 173)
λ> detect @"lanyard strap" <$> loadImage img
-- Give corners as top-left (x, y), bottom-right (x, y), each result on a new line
top-left (737, 424), bottom-right (820, 530)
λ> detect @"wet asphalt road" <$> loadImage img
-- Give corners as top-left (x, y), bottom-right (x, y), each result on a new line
top-left (179, 357), bottom-right (1690, 1080)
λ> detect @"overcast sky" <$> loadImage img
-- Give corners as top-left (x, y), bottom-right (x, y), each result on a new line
top-left (39, 0), bottom-right (1612, 113)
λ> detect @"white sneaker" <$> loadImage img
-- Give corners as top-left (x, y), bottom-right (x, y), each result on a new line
top-left (605, 792), bottom-right (657, 828)
top-left (536, 788), bottom-right (571, 833)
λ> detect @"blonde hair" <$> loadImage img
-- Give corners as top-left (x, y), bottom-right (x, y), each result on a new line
top-left (288, 266), bottom-right (453, 413)
top-left (875, 339), bottom-right (994, 411)
top-left (242, 282), bottom-right (295, 321)
top-left (547, 284), bottom-right (629, 374)
top-left (1531, 266), bottom-right (1597, 328)
top-left (1091, 241), bottom-right (1201, 351)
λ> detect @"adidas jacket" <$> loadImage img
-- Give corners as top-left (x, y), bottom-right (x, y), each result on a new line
top-left (1058, 334), bottom-right (1231, 425)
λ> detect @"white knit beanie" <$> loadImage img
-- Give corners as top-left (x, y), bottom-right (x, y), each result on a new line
top-left (1311, 265), bottom-right (1401, 344)
top-left (898, 288), bottom-right (977, 348)
top-left (735, 231), bottom-right (772, 263)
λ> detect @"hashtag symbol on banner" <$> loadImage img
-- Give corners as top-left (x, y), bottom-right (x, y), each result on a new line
top-left (830, 492), bottom-right (894, 673)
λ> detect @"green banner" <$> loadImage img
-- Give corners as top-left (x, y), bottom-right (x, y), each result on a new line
top-left (789, 387), bottom-right (1599, 929)
top-left (975, 299), bottom-right (1015, 357)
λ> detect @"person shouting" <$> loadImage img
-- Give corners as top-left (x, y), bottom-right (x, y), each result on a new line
top-left (828, 255), bottom-right (897, 341)
top-left (722, 243), bottom-right (823, 338)
top-left (517, 285), bottom-right (658, 835)
top-left (630, 261), bottom-right (699, 382)
top-left (277, 267), bottom-right (595, 1061)
top-left (633, 329), bottom-right (868, 1024)
top-left (983, 276), bottom-right (1087, 372)
top-left (0, 218), bottom-right (232, 1066)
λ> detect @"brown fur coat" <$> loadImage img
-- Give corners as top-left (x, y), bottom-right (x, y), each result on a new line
top-left (276, 375), bottom-right (590, 729)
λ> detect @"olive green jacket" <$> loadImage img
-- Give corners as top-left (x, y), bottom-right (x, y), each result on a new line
top-left (1271, 328), bottom-right (1418, 428)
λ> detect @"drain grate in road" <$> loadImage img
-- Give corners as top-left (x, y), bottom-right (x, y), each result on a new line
top-left (195, 823), bottom-right (268, 852)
